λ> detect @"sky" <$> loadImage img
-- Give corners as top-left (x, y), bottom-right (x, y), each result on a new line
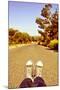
top-left (8, 1), bottom-right (58, 36)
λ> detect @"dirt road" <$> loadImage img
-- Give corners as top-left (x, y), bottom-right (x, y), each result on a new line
top-left (8, 44), bottom-right (58, 88)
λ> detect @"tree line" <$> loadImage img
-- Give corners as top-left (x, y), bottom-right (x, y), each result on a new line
top-left (9, 28), bottom-right (40, 45)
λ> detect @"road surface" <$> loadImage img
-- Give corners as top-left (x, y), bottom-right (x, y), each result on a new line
top-left (8, 44), bottom-right (58, 88)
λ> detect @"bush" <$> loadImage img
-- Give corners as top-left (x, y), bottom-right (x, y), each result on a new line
top-left (48, 39), bottom-right (58, 50)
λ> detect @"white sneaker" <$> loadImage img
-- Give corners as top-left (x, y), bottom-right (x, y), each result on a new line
top-left (26, 60), bottom-right (33, 80)
top-left (35, 61), bottom-right (43, 77)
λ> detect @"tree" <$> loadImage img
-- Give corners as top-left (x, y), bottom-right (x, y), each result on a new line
top-left (35, 4), bottom-right (58, 48)
top-left (9, 28), bottom-right (18, 36)
top-left (9, 28), bottom-right (18, 44)
top-left (9, 28), bottom-right (33, 45)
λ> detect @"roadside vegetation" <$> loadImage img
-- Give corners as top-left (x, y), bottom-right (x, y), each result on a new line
top-left (9, 28), bottom-right (40, 45)
top-left (9, 4), bottom-right (58, 51)
top-left (35, 4), bottom-right (58, 51)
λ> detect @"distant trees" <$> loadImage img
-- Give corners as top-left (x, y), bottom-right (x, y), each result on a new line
top-left (35, 4), bottom-right (58, 50)
top-left (9, 28), bottom-right (18, 45)
top-left (9, 28), bottom-right (30, 45)
top-left (9, 28), bottom-right (40, 45)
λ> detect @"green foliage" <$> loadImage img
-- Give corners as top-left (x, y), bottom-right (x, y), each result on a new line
top-left (9, 28), bottom-right (18, 36)
top-left (41, 4), bottom-right (52, 18)
top-left (48, 39), bottom-right (58, 50)
top-left (35, 4), bottom-right (58, 50)
top-left (9, 28), bottom-right (40, 45)
top-left (36, 18), bottom-right (45, 29)
top-left (38, 30), bottom-right (45, 37)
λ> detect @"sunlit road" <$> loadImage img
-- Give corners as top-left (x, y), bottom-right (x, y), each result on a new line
top-left (8, 44), bottom-right (58, 88)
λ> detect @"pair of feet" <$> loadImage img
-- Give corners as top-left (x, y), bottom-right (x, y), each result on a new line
top-left (26, 60), bottom-right (43, 81)
top-left (19, 60), bottom-right (46, 88)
